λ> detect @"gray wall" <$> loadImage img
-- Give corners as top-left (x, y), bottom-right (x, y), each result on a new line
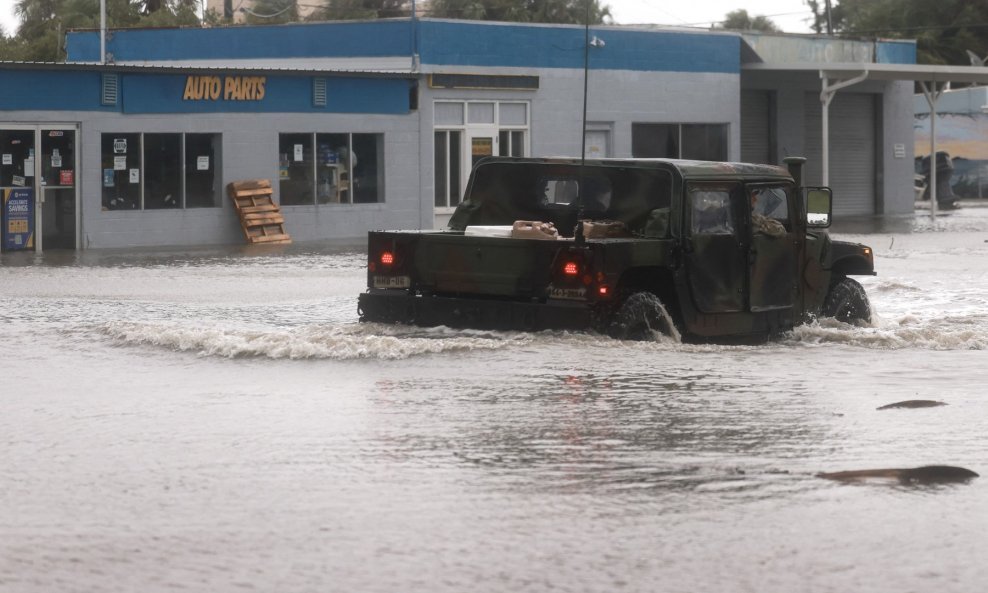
top-left (2, 109), bottom-right (420, 248)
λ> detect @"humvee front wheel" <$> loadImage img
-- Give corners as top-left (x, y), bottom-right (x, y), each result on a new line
top-left (822, 277), bottom-right (872, 324)
top-left (609, 292), bottom-right (679, 341)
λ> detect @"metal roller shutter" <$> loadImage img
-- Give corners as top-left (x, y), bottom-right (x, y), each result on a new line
top-left (741, 90), bottom-right (771, 164)
top-left (804, 92), bottom-right (876, 216)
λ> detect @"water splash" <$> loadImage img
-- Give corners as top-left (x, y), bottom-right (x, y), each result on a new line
top-left (789, 316), bottom-right (988, 350)
top-left (94, 321), bottom-right (534, 360)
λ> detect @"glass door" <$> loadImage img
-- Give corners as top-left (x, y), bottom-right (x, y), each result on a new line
top-left (467, 131), bottom-right (496, 171)
top-left (40, 127), bottom-right (78, 250)
top-left (0, 127), bottom-right (37, 252)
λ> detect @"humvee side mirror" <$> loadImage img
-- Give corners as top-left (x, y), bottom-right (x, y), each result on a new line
top-left (804, 187), bottom-right (832, 228)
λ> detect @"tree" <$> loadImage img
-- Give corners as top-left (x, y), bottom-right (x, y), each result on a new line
top-left (813, 0), bottom-right (988, 66)
top-left (309, 0), bottom-right (407, 21)
top-left (716, 9), bottom-right (780, 32)
top-left (242, 0), bottom-right (299, 24)
top-left (4, 0), bottom-right (200, 61)
top-left (426, 0), bottom-right (611, 25)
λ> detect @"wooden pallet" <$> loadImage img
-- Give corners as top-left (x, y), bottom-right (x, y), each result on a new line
top-left (227, 179), bottom-right (292, 245)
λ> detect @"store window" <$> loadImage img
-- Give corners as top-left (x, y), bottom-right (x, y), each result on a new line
top-left (101, 133), bottom-right (141, 210)
top-left (434, 130), bottom-right (462, 208)
top-left (278, 132), bottom-right (383, 205)
top-left (632, 123), bottom-right (728, 161)
top-left (434, 100), bottom-right (529, 209)
top-left (144, 134), bottom-right (181, 209)
top-left (186, 134), bottom-right (222, 208)
top-left (101, 133), bottom-right (221, 210)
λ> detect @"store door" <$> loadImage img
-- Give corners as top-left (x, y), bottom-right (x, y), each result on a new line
top-left (0, 127), bottom-right (37, 252)
top-left (0, 125), bottom-right (78, 252)
top-left (40, 127), bottom-right (78, 250)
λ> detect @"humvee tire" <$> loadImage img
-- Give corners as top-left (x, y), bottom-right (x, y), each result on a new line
top-left (822, 277), bottom-right (871, 324)
top-left (609, 292), bottom-right (678, 341)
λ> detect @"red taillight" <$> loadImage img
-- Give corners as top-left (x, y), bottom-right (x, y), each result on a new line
top-left (563, 261), bottom-right (579, 276)
top-left (380, 251), bottom-right (394, 265)
top-left (598, 285), bottom-right (609, 296)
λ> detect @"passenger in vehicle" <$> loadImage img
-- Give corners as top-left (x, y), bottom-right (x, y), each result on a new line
top-left (750, 189), bottom-right (787, 237)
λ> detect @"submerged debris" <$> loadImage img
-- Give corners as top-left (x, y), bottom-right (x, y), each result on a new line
top-left (876, 399), bottom-right (947, 410)
top-left (818, 465), bottom-right (978, 485)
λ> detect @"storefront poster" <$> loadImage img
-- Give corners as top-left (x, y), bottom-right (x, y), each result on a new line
top-left (2, 154), bottom-right (11, 165)
top-left (129, 169), bottom-right (140, 184)
top-left (197, 156), bottom-right (210, 170)
top-left (103, 169), bottom-right (115, 187)
top-left (60, 170), bottom-right (74, 185)
top-left (3, 188), bottom-right (35, 251)
top-left (114, 156), bottom-right (127, 171)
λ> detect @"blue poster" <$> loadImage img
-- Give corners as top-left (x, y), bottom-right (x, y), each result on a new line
top-left (3, 188), bottom-right (35, 251)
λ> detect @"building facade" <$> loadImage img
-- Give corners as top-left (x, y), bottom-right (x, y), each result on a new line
top-left (0, 19), bottom-right (917, 252)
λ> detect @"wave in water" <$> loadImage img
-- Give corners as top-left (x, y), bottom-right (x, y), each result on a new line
top-left (94, 321), bottom-right (535, 360)
top-left (788, 315), bottom-right (988, 350)
top-left (91, 311), bottom-right (988, 358)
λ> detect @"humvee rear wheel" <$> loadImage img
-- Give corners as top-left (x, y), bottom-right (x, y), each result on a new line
top-left (609, 292), bottom-right (679, 341)
top-left (822, 277), bottom-right (872, 324)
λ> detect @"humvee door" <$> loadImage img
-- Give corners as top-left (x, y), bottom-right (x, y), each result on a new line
top-left (685, 183), bottom-right (746, 313)
top-left (748, 184), bottom-right (798, 312)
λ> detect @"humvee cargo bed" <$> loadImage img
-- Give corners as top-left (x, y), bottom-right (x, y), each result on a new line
top-left (358, 157), bottom-right (875, 343)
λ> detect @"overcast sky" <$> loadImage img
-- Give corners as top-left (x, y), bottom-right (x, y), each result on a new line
top-left (0, 0), bottom-right (815, 37)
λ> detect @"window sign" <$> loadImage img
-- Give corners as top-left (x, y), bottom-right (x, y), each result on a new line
top-left (3, 188), bottom-right (35, 250)
top-left (2, 154), bottom-right (11, 165)
top-left (102, 132), bottom-right (221, 210)
top-left (23, 158), bottom-right (34, 176)
top-left (59, 170), bottom-right (74, 185)
top-left (12, 175), bottom-right (25, 187)
top-left (294, 144), bottom-right (304, 162)
top-left (113, 138), bottom-right (127, 153)
top-left (51, 153), bottom-right (62, 168)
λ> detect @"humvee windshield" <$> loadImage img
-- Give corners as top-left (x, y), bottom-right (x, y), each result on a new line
top-left (449, 161), bottom-right (673, 237)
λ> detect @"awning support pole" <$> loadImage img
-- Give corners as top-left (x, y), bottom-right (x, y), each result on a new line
top-left (820, 71), bottom-right (869, 187)
top-left (920, 81), bottom-right (944, 219)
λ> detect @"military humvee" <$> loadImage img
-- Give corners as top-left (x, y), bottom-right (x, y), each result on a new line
top-left (357, 156), bottom-right (874, 343)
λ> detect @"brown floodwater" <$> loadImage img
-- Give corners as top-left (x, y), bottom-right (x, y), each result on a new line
top-left (2, 211), bottom-right (988, 593)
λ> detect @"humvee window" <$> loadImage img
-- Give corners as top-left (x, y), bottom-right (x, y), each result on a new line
top-left (751, 187), bottom-right (790, 227)
top-left (540, 177), bottom-right (612, 211)
top-left (691, 190), bottom-right (735, 235)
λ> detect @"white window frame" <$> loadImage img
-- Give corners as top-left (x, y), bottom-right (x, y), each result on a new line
top-left (433, 100), bottom-right (530, 212)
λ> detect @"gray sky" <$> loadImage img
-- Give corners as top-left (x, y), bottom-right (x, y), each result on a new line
top-left (0, 0), bottom-right (815, 37)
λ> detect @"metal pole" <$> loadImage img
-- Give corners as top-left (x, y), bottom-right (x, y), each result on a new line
top-left (920, 81), bottom-right (941, 219)
top-left (100, 0), bottom-right (106, 64)
top-left (822, 77), bottom-right (829, 186)
top-left (819, 71), bottom-right (869, 188)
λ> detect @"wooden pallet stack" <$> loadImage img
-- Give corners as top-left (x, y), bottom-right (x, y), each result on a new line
top-left (227, 179), bottom-right (292, 245)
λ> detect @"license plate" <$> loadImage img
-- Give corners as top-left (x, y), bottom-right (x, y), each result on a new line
top-left (549, 286), bottom-right (586, 300)
top-left (373, 275), bottom-right (411, 289)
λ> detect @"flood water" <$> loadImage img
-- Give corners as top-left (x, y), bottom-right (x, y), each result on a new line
top-left (2, 210), bottom-right (988, 593)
